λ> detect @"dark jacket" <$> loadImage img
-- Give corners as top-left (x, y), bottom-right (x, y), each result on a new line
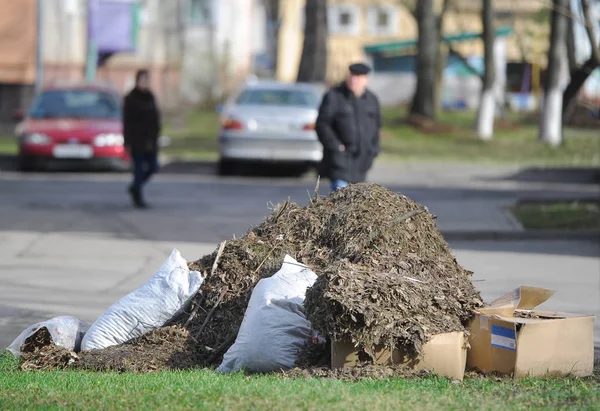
top-left (123, 88), bottom-right (161, 153)
top-left (315, 82), bottom-right (381, 183)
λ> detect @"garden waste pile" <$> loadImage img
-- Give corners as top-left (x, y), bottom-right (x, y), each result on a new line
top-left (9, 183), bottom-right (484, 379)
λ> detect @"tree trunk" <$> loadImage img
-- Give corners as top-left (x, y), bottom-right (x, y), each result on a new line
top-left (566, 1), bottom-right (577, 74)
top-left (433, 0), bottom-right (450, 113)
top-left (562, 0), bottom-right (600, 124)
top-left (477, 0), bottom-right (496, 140)
top-left (264, 0), bottom-right (280, 76)
top-left (539, 0), bottom-right (569, 146)
top-left (410, 0), bottom-right (436, 119)
top-left (562, 57), bottom-right (599, 123)
top-left (296, 0), bottom-right (327, 83)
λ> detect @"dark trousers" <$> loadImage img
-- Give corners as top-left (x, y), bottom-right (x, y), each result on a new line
top-left (131, 151), bottom-right (159, 190)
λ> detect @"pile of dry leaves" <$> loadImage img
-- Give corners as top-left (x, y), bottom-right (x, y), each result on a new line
top-left (18, 183), bottom-right (483, 375)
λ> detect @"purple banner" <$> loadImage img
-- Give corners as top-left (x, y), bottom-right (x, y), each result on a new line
top-left (88, 0), bottom-right (135, 53)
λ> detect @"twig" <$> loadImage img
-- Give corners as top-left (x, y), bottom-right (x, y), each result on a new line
top-left (185, 242), bottom-right (226, 329)
top-left (254, 244), bottom-right (278, 274)
top-left (307, 189), bottom-right (314, 206)
top-left (273, 198), bottom-right (290, 223)
top-left (403, 276), bottom-right (428, 284)
top-left (313, 175), bottom-right (321, 201)
top-left (211, 241), bottom-right (227, 278)
top-left (393, 208), bottom-right (427, 225)
top-left (195, 287), bottom-right (228, 340)
top-left (183, 293), bottom-right (205, 328)
top-left (206, 330), bottom-right (239, 364)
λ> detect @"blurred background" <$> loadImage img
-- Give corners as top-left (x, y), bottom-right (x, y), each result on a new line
top-left (0, 0), bottom-right (598, 357)
top-left (0, 0), bottom-right (598, 151)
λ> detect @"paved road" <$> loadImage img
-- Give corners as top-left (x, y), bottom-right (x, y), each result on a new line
top-left (1, 162), bottom-right (598, 358)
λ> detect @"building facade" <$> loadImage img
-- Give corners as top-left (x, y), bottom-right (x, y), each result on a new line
top-left (0, 0), bottom-right (268, 121)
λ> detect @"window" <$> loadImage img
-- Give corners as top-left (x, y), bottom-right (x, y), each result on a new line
top-left (235, 89), bottom-right (319, 108)
top-left (328, 5), bottom-right (361, 35)
top-left (367, 6), bottom-right (398, 36)
top-left (29, 90), bottom-right (121, 119)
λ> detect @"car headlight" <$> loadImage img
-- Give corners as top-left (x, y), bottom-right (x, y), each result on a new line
top-left (94, 133), bottom-right (124, 147)
top-left (21, 133), bottom-right (51, 145)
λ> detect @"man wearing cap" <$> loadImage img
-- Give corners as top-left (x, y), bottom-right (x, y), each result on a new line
top-left (316, 62), bottom-right (382, 192)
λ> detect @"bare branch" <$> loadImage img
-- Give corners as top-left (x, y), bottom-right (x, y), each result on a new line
top-left (444, 39), bottom-right (484, 81)
top-left (581, 0), bottom-right (600, 65)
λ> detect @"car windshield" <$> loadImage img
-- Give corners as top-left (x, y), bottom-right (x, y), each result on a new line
top-left (29, 90), bottom-right (121, 119)
top-left (235, 88), bottom-right (319, 108)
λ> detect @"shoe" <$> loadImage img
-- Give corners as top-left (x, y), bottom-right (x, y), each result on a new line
top-left (128, 185), bottom-right (147, 209)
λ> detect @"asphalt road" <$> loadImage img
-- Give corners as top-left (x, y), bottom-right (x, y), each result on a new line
top-left (1, 163), bottom-right (598, 358)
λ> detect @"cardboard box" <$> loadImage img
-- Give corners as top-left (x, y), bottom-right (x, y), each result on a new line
top-left (331, 331), bottom-right (467, 380)
top-left (467, 286), bottom-right (595, 378)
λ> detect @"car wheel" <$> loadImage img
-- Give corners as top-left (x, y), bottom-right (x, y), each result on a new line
top-left (218, 159), bottom-right (238, 176)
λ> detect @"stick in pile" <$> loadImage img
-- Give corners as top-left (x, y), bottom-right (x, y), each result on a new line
top-left (194, 286), bottom-right (228, 340)
top-left (184, 240), bottom-right (227, 328)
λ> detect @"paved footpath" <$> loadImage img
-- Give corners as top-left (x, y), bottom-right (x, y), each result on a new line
top-left (0, 162), bottom-right (598, 357)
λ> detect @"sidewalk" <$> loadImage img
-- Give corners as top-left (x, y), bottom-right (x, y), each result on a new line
top-left (367, 162), bottom-right (599, 236)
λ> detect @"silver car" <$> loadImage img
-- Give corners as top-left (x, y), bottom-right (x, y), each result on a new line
top-left (217, 81), bottom-right (325, 175)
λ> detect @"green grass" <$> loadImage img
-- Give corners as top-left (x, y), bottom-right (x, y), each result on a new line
top-left (0, 135), bottom-right (17, 156)
top-left (161, 108), bottom-right (600, 166)
top-left (379, 110), bottom-right (600, 166)
top-left (2, 108), bottom-right (598, 167)
top-left (162, 110), bottom-right (220, 161)
top-left (512, 201), bottom-right (600, 230)
top-left (1, 352), bottom-right (598, 410)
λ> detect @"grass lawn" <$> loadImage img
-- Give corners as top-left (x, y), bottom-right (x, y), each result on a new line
top-left (1, 352), bottom-right (598, 410)
top-left (0, 134), bottom-right (17, 156)
top-left (379, 110), bottom-right (600, 166)
top-left (512, 201), bottom-right (600, 230)
top-left (1, 109), bottom-right (598, 167)
top-left (161, 107), bottom-right (600, 166)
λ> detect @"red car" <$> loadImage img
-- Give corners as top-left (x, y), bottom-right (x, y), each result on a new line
top-left (15, 82), bottom-right (130, 171)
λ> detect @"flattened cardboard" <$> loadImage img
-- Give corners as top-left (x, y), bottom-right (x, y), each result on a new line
top-left (467, 286), bottom-right (594, 378)
top-left (332, 331), bottom-right (467, 380)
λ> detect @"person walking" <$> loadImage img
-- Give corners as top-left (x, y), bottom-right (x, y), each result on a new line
top-left (315, 62), bottom-right (382, 192)
top-left (123, 69), bottom-right (161, 208)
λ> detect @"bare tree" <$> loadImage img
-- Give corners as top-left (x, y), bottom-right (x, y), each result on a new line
top-left (539, 0), bottom-right (570, 146)
top-left (562, 0), bottom-right (600, 123)
top-left (404, 0), bottom-right (452, 120)
top-left (297, 0), bottom-right (327, 83)
top-left (263, 0), bottom-right (280, 76)
top-left (476, 0), bottom-right (496, 140)
top-left (410, 0), bottom-right (437, 119)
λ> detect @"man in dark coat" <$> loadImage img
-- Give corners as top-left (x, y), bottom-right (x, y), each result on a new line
top-left (316, 62), bottom-right (382, 192)
top-left (123, 69), bottom-right (161, 208)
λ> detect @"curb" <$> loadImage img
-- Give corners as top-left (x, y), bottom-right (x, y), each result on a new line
top-left (441, 229), bottom-right (600, 241)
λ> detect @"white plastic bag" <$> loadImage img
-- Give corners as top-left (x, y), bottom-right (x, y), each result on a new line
top-left (81, 249), bottom-right (204, 351)
top-left (217, 255), bottom-right (317, 373)
top-left (7, 316), bottom-right (89, 356)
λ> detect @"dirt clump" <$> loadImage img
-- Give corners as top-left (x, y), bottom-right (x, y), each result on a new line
top-left (179, 183), bottom-right (482, 365)
top-left (21, 345), bottom-right (79, 371)
top-left (74, 326), bottom-right (199, 373)
top-left (21, 327), bottom-right (53, 353)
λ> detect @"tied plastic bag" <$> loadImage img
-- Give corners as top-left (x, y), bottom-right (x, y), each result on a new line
top-left (7, 316), bottom-right (89, 356)
top-left (217, 255), bottom-right (317, 373)
top-left (81, 249), bottom-right (204, 351)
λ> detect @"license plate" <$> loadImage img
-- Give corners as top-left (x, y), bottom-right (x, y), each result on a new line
top-left (53, 144), bottom-right (93, 159)
top-left (259, 123), bottom-right (290, 132)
